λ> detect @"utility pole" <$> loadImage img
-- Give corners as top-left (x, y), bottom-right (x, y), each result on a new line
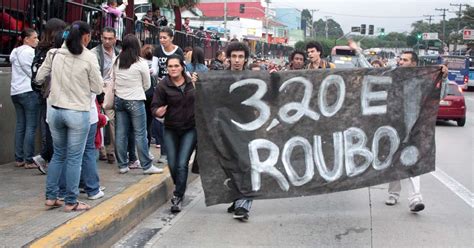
top-left (435, 8), bottom-right (448, 46)
top-left (224, 0), bottom-right (227, 40)
top-left (309, 9), bottom-right (319, 38)
top-left (263, 0), bottom-right (271, 57)
top-left (423, 15), bottom-right (435, 54)
top-left (324, 16), bottom-right (332, 39)
top-left (423, 14), bottom-right (435, 29)
top-left (450, 3), bottom-right (469, 53)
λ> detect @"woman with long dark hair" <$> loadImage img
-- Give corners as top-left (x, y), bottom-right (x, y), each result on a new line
top-left (151, 54), bottom-right (196, 213)
top-left (114, 34), bottom-right (163, 175)
top-left (185, 46), bottom-right (208, 73)
top-left (151, 27), bottom-right (184, 164)
top-left (10, 28), bottom-right (39, 169)
top-left (31, 18), bottom-right (67, 174)
top-left (36, 21), bottom-right (103, 212)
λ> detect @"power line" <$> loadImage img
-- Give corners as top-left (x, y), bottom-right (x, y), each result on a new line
top-left (313, 11), bottom-right (424, 19)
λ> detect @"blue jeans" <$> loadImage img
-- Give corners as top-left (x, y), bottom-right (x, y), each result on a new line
top-left (45, 106), bottom-right (90, 205)
top-left (11, 91), bottom-right (40, 163)
top-left (164, 127), bottom-right (197, 197)
top-left (152, 118), bottom-right (166, 156)
top-left (114, 97), bottom-right (152, 170)
top-left (80, 123), bottom-right (100, 197)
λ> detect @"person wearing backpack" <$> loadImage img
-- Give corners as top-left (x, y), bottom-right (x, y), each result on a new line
top-left (30, 18), bottom-right (67, 174)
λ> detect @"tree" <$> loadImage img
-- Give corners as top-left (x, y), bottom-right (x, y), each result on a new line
top-left (313, 18), bottom-right (344, 39)
top-left (152, 0), bottom-right (198, 30)
top-left (301, 9), bottom-right (312, 37)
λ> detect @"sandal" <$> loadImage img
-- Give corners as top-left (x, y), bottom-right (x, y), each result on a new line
top-left (15, 161), bottom-right (25, 167)
top-left (64, 201), bottom-right (91, 212)
top-left (45, 199), bottom-right (65, 210)
top-left (24, 163), bottom-right (38, 169)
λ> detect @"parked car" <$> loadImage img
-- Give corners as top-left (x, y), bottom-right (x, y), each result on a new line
top-left (437, 82), bottom-right (467, 127)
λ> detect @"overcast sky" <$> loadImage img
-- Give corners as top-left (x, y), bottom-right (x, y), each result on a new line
top-left (269, 0), bottom-right (465, 33)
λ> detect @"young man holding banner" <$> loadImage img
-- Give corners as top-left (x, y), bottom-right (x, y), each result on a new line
top-left (192, 41), bottom-right (253, 221)
top-left (385, 51), bottom-right (448, 212)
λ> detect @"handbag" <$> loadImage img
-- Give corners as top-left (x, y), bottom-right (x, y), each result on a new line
top-left (102, 61), bottom-right (117, 110)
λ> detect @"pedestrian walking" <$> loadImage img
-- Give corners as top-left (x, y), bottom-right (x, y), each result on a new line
top-left (151, 54), bottom-right (197, 213)
top-left (36, 21), bottom-right (103, 211)
top-left (10, 28), bottom-right (40, 169)
top-left (151, 27), bottom-right (184, 165)
top-left (385, 51), bottom-right (449, 212)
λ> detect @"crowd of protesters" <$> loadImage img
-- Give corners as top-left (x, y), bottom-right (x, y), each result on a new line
top-left (8, 7), bottom-right (450, 220)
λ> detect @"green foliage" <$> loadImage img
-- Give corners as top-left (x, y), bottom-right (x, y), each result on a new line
top-left (313, 18), bottom-right (344, 39)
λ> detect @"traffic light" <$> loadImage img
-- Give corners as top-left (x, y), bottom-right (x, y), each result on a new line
top-left (240, 4), bottom-right (245, 13)
top-left (368, 25), bottom-right (374, 35)
top-left (360, 24), bottom-right (366, 35)
top-left (416, 33), bottom-right (422, 40)
top-left (380, 28), bottom-right (385, 36)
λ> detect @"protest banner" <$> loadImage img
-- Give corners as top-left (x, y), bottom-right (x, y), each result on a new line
top-left (195, 67), bottom-right (443, 206)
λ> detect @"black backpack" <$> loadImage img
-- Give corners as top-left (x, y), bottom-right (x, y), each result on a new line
top-left (30, 47), bottom-right (48, 93)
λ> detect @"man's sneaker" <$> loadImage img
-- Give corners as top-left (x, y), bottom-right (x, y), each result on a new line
top-left (157, 156), bottom-right (168, 165)
top-left (409, 199), bottom-right (425, 212)
top-left (385, 195), bottom-right (398, 206)
top-left (233, 207), bottom-right (249, 221)
top-left (227, 202), bottom-right (235, 213)
top-left (119, 167), bottom-right (130, 174)
top-left (33, 155), bottom-right (48, 175)
top-left (88, 190), bottom-right (105, 200)
top-left (80, 186), bottom-right (106, 194)
top-left (128, 160), bottom-right (141, 169)
top-left (143, 165), bottom-right (164, 174)
top-left (149, 151), bottom-right (155, 160)
top-left (170, 196), bottom-right (183, 213)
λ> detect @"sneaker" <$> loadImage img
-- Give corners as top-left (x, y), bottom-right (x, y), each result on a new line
top-left (128, 160), bottom-right (141, 169)
top-left (107, 153), bottom-right (116, 164)
top-left (409, 199), bottom-right (425, 212)
top-left (143, 165), bottom-right (164, 174)
top-left (233, 207), bottom-right (249, 221)
top-left (227, 202), bottom-right (235, 213)
top-left (80, 186), bottom-right (106, 194)
top-left (88, 190), bottom-right (105, 200)
top-left (33, 155), bottom-right (47, 174)
top-left (170, 196), bottom-right (183, 213)
top-left (385, 195), bottom-right (398, 206)
top-left (157, 156), bottom-right (168, 165)
top-left (149, 151), bottom-right (155, 160)
top-left (119, 167), bottom-right (130, 174)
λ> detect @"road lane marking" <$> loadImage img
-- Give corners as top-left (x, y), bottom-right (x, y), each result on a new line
top-left (431, 168), bottom-right (473, 208)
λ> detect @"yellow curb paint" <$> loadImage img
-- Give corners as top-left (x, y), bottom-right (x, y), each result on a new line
top-left (30, 169), bottom-right (169, 248)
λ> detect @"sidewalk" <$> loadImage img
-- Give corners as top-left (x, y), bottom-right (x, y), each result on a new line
top-left (0, 147), bottom-right (184, 247)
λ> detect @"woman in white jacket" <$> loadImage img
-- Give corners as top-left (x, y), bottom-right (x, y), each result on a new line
top-left (36, 21), bottom-right (103, 212)
top-left (10, 28), bottom-right (39, 169)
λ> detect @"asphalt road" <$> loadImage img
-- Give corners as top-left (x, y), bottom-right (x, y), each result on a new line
top-left (115, 92), bottom-right (474, 248)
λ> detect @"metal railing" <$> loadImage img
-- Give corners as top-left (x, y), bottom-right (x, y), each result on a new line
top-left (1, 0), bottom-right (293, 66)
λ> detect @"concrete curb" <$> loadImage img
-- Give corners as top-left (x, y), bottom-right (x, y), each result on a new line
top-left (28, 168), bottom-right (180, 248)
